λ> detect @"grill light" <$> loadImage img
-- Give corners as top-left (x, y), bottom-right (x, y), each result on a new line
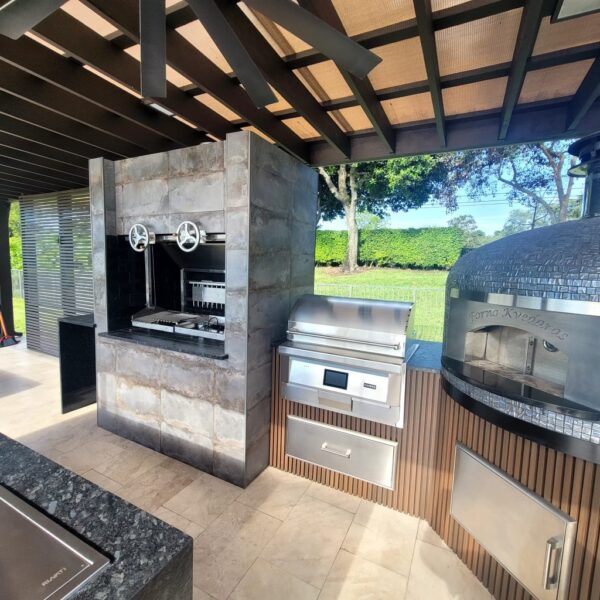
top-left (552, 0), bottom-right (600, 21)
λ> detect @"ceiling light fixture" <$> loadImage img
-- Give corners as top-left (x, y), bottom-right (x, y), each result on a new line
top-left (146, 102), bottom-right (175, 117)
top-left (552, 0), bottom-right (600, 22)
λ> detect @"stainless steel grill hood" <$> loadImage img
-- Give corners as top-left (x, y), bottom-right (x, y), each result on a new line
top-left (279, 295), bottom-right (415, 428)
top-left (287, 295), bottom-right (413, 359)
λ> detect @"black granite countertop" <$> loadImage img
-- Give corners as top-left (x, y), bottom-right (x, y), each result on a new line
top-left (407, 340), bottom-right (442, 372)
top-left (100, 328), bottom-right (228, 360)
top-left (59, 313), bottom-right (96, 328)
top-left (0, 433), bottom-right (192, 599)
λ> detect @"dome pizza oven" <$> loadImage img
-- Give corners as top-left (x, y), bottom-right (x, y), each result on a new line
top-left (442, 134), bottom-right (600, 421)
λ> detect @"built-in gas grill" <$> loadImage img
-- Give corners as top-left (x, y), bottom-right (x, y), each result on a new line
top-left (278, 295), bottom-right (416, 428)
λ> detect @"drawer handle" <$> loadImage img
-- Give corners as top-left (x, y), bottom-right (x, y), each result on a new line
top-left (543, 537), bottom-right (561, 590)
top-left (321, 442), bottom-right (351, 458)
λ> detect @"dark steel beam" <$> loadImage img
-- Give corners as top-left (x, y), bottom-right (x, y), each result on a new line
top-left (298, 0), bottom-right (394, 153)
top-left (187, 0), bottom-right (277, 108)
top-left (139, 0), bottom-right (166, 98)
top-left (0, 0), bottom-right (66, 39)
top-left (0, 34), bottom-right (206, 147)
top-left (0, 131), bottom-right (89, 169)
top-left (0, 177), bottom-right (54, 194)
top-left (0, 113), bottom-right (116, 160)
top-left (0, 167), bottom-right (75, 190)
top-left (566, 55), bottom-right (600, 130)
top-left (33, 9), bottom-right (236, 140)
top-left (0, 146), bottom-right (89, 178)
top-left (309, 98), bottom-right (600, 165)
top-left (0, 92), bottom-right (142, 157)
top-left (219, 1), bottom-right (351, 157)
top-left (413, 0), bottom-right (446, 146)
top-left (498, 0), bottom-right (545, 139)
top-left (245, 0), bottom-right (381, 79)
top-left (86, 0), bottom-right (309, 162)
top-left (0, 62), bottom-right (177, 152)
top-left (0, 157), bottom-right (88, 186)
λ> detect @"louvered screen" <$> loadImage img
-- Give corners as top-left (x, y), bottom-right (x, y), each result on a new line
top-left (20, 189), bottom-right (93, 356)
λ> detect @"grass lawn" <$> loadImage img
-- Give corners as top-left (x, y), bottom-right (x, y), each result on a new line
top-left (314, 267), bottom-right (447, 342)
top-left (315, 267), bottom-right (448, 287)
top-left (12, 297), bottom-right (25, 334)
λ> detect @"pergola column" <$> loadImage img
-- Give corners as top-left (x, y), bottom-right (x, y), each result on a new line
top-left (0, 201), bottom-right (14, 335)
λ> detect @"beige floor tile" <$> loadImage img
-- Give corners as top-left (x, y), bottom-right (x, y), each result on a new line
top-left (193, 587), bottom-right (212, 600)
top-left (53, 438), bottom-right (126, 474)
top-left (305, 481), bottom-right (361, 514)
top-left (417, 519), bottom-right (448, 549)
top-left (231, 558), bottom-right (319, 600)
top-left (237, 466), bottom-right (310, 520)
top-left (319, 550), bottom-right (408, 600)
top-left (193, 502), bottom-right (282, 599)
top-left (153, 506), bottom-right (205, 539)
top-left (164, 472), bottom-right (242, 528)
top-left (343, 501), bottom-right (419, 576)
top-left (95, 442), bottom-right (167, 485)
top-left (261, 495), bottom-right (353, 588)
top-left (118, 462), bottom-right (200, 512)
top-left (82, 469), bottom-right (123, 494)
top-left (406, 541), bottom-right (491, 600)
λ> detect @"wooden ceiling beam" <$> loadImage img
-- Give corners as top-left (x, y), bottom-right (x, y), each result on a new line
top-left (33, 10), bottom-right (236, 140)
top-left (0, 156), bottom-right (88, 186)
top-left (0, 162), bottom-right (85, 188)
top-left (0, 113), bottom-right (118, 161)
top-left (413, 0), bottom-right (446, 147)
top-left (0, 62), bottom-right (177, 152)
top-left (218, 1), bottom-right (351, 157)
top-left (566, 55), bottom-right (600, 130)
top-left (0, 92), bottom-right (143, 157)
top-left (498, 0), bottom-right (545, 139)
top-left (0, 34), bottom-right (207, 147)
top-left (0, 174), bottom-right (59, 193)
top-left (298, 0), bottom-right (395, 153)
top-left (0, 149), bottom-right (89, 180)
top-left (86, 0), bottom-right (310, 162)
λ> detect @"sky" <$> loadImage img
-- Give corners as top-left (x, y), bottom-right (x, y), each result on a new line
top-left (320, 181), bottom-right (585, 235)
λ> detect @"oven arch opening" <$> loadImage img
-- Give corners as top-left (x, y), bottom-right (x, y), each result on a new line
top-left (464, 324), bottom-right (568, 398)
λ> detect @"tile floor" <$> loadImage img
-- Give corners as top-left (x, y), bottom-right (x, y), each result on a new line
top-left (0, 343), bottom-right (492, 599)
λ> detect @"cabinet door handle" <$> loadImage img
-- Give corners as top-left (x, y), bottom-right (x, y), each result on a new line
top-left (321, 442), bottom-right (351, 458)
top-left (543, 537), bottom-right (562, 590)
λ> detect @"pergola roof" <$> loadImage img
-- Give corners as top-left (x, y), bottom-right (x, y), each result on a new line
top-left (0, 0), bottom-right (599, 203)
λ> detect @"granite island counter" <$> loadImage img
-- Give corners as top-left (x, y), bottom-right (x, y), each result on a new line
top-left (0, 433), bottom-right (192, 600)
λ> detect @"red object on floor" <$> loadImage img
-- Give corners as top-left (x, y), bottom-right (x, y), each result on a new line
top-left (0, 304), bottom-right (21, 347)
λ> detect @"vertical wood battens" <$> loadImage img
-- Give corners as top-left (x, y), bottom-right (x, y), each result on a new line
top-left (270, 352), bottom-right (600, 599)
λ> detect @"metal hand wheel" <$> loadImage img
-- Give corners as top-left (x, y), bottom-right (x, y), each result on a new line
top-left (176, 221), bottom-right (201, 252)
top-left (129, 223), bottom-right (150, 252)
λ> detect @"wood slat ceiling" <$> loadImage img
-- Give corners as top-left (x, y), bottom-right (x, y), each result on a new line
top-left (0, 0), bottom-right (599, 202)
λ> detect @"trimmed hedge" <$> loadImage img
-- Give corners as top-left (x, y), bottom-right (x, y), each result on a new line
top-left (315, 227), bottom-right (465, 269)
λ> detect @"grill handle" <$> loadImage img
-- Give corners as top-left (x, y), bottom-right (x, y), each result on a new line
top-left (287, 329), bottom-right (401, 351)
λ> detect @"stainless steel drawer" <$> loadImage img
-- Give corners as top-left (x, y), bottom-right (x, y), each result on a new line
top-left (285, 415), bottom-right (398, 489)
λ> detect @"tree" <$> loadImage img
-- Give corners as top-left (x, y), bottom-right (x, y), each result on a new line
top-left (8, 203), bottom-right (22, 271)
top-left (318, 157), bottom-right (454, 271)
top-left (356, 210), bottom-right (391, 231)
top-left (447, 215), bottom-right (486, 248)
top-left (444, 141), bottom-right (579, 224)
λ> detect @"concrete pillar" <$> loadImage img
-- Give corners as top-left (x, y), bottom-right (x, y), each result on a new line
top-left (0, 201), bottom-right (14, 334)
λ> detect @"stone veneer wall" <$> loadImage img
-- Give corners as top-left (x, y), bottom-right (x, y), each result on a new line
top-left (90, 131), bottom-right (317, 487)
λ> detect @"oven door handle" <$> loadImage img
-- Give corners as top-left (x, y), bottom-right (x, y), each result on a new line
top-left (321, 442), bottom-right (351, 459)
top-left (287, 329), bottom-right (401, 350)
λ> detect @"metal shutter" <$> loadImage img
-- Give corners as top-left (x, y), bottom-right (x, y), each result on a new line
top-left (20, 189), bottom-right (93, 356)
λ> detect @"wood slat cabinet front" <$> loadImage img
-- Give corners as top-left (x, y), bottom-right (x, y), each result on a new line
top-left (270, 352), bottom-right (600, 600)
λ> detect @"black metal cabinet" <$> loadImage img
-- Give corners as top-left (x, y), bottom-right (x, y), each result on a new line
top-left (58, 313), bottom-right (96, 413)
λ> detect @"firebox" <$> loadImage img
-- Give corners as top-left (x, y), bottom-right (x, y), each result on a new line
top-left (126, 221), bottom-right (226, 341)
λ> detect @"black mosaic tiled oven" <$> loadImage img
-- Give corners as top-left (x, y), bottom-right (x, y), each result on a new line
top-left (442, 135), bottom-right (600, 449)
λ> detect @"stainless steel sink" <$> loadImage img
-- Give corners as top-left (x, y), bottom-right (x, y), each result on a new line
top-left (0, 485), bottom-right (109, 599)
